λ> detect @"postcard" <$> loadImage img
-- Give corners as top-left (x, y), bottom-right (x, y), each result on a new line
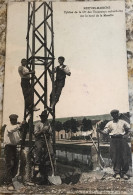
top-left (0, 1), bottom-right (133, 194)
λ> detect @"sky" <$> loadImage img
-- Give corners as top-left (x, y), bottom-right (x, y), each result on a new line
top-left (3, 1), bottom-right (129, 123)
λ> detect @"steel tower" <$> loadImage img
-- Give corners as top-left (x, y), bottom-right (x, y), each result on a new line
top-left (24, 2), bottom-right (55, 180)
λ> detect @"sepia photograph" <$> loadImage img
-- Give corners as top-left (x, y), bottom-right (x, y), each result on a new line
top-left (0, 1), bottom-right (133, 194)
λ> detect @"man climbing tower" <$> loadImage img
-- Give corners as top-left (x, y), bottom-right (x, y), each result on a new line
top-left (50, 56), bottom-right (71, 109)
top-left (18, 58), bottom-right (39, 112)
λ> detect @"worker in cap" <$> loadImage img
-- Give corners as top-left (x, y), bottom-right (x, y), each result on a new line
top-left (98, 109), bottom-right (131, 180)
top-left (50, 56), bottom-right (71, 109)
top-left (3, 114), bottom-right (23, 190)
top-left (33, 109), bottom-right (53, 184)
top-left (110, 109), bottom-right (120, 122)
top-left (9, 114), bottom-right (18, 119)
top-left (18, 58), bottom-right (39, 112)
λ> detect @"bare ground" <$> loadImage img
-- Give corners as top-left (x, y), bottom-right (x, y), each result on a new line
top-left (0, 166), bottom-right (133, 194)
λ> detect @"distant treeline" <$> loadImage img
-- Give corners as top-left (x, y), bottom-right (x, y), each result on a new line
top-left (51, 117), bottom-right (93, 133)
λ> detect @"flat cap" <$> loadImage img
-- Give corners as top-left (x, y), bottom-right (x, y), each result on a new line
top-left (9, 114), bottom-right (18, 119)
top-left (110, 109), bottom-right (119, 115)
top-left (21, 58), bottom-right (27, 63)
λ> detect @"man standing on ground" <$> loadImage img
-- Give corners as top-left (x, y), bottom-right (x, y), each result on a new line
top-left (18, 58), bottom-right (39, 112)
top-left (98, 109), bottom-right (131, 180)
top-left (4, 114), bottom-right (23, 190)
top-left (34, 109), bottom-right (53, 184)
top-left (50, 56), bottom-right (71, 109)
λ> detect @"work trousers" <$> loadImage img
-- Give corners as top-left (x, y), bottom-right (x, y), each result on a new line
top-left (110, 138), bottom-right (130, 175)
top-left (34, 137), bottom-right (54, 179)
top-left (34, 137), bottom-right (53, 164)
top-left (4, 145), bottom-right (18, 184)
top-left (50, 80), bottom-right (65, 106)
top-left (35, 138), bottom-right (46, 164)
top-left (21, 78), bottom-right (32, 110)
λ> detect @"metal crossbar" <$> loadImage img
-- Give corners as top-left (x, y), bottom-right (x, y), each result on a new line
top-left (24, 2), bottom-right (55, 181)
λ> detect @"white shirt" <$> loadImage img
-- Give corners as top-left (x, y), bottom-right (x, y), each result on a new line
top-left (103, 119), bottom-right (130, 135)
top-left (34, 120), bottom-right (52, 136)
top-left (55, 65), bottom-right (71, 75)
top-left (4, 123), bottom-right (21, 146)
top-left (18, 66), bottom-right (30, 79)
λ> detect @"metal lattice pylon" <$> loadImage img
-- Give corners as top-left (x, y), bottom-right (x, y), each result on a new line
top-left (25, 2), bottom-right (55, 180)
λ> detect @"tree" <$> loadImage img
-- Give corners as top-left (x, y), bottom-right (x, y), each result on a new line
top-left (63, 120), bottom-right (71, 133)
top-left (55, 121), bottom-right (63, 140)
top-left (98, 120), bottom-right (110, 142)
top-left (82, 118), bottom-right (92, 132)
top-left (76, 120), bottom-right (80, 128)
top-left (70, 118), bottom-right (78, 134)
top-left (63, 118), bottom-right (78, 139)
top-left (98, 120), bottom-right (108, 130)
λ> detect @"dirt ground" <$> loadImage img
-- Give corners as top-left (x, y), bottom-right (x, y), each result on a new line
top-left (0, 166), bottom-right (133, 194)
top-left (0, 177), bottom-right (133, 194)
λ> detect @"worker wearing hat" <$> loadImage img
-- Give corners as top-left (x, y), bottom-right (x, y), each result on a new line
top-left (33, 109), bottom-right (53, 184)
top-left (18, 58), bottom-right (39, 112)
top-left (98, 109), bottom-right (130, 180)
top-left (4, 114), bottom-right (23, 190)
top-left (50, 56), bottom-right (71, 109)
